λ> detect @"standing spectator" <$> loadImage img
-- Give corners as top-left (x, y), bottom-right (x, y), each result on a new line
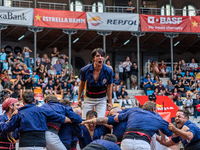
top-left (48, 65), bottom-right (56, 77)
top-left (156, 80), bottom-right (165, 95)
top-left (184, 94), bottom-right (194, 115)
top-left (123, 56), bottom-right (132, 82)
top-left (130, 61), bottom-right (138, 90)
top-left (106, 60), bottom-right (113, 71)
top-left (126, 0), bottom-right (135, 13)
top-left (118, 62), bottom-right (124, 81)
top-left (0, 48), bottom-right (7, 73)
top-left (113, 74), bottom-right (120, 85)
top-left (51, 47), bottom-right (60, 66)
top-left (152, 61), bottom-right (160, 77)
top-left (53, 60), bottom-right (62, 76)
top-left (189, 58), bottom-right (198, 73)
top-left (165, 80), bottom-right (175, 96)
top-left (12, 63), bottom-right (22, 79)
top-left (175, 95), bottom-right (183, 109)
top-left (143, 74), bottom-right (154, 94)
top-left (23, 46), bottom-right (32, 68)
top-left (141, 1), bottom-right (149, 14)
top-left (3, 59), bottom-right (9, 71)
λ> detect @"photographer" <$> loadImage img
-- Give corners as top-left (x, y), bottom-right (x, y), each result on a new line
top-left (122, 56), bottom-right (132, 83)
top-left (23, 46), bottom-right (32, 68)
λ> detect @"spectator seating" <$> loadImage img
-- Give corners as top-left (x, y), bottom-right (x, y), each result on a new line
top-left (147, 90), bottom-right (154, 96)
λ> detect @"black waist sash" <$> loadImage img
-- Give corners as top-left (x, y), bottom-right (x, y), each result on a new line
top-left (185, 139), bottom-right (200, 150)
top-left (19, 131), bottom-right (45, 147)
top-left (86, 86), bottom-right (106, 98)
top-left (82, 143), bottom-right (108, 150)
top-left (123, 128), bottom-right (152, 144)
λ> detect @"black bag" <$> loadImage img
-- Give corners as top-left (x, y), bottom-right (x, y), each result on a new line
top-left (148, 93), bottom-right (156, 102)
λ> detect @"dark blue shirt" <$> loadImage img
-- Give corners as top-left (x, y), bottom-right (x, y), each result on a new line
top-left (41, 101), bottom-right (82, 124)
top-left (171, 120), bottom-right (200, 147)
top-left (0, 113), bottom-right (19, 140)
top-left (143, 78), bottom-right (153, 87)
top-left (193, 99), bottom-right (200, 107)
top-left (117, 107), bottom-right (173, 137)
top-left (89, 139), bottom-right (121, 150)
top-left (80, 63), bottom-right (113, 87)
top-left (46, 83), bottom-right (54, 90)
top-left (59, 123), bottom-right (82, 146)
top-left (0, 104), bottom-right (66, 133)
top-left (78, 124), bottom-right (110, 149)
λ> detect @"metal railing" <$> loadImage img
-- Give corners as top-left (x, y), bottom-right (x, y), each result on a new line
top-left (4, 0), bottom-right (33, 8)
top-left (38, 2), bottom-right (67, 10)
top-left (106, 6), bottom-right (136, 13)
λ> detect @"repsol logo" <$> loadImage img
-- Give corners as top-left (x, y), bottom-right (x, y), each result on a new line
top-left (107, 19), bottom-right (137, 25)
top-left (0, 12), bottom-right (27, 20)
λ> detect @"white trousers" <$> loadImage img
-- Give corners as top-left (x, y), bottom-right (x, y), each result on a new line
top-left (51, 57), bottom-right (58, 66)
top-left (19, 147), bottom-right (46, 150)
top-left (45, 131), bottom-right (67, 150)
top-left (82, 97), bottom-right (107, 120)
top-left (121, 139), bottom-right (150, 150)
top-left (117, 99), bottom-right (132, 107)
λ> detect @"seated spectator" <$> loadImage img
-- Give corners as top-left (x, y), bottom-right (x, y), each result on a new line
top-left (189, 76), bottom-right (196, 88)
top-left (2, 70), bottom-right (9, 86)
top-left (64, 89), bottom-right (72, 101)
top-left (4, 76), bottom-right (13, 89)
top-left (193, 94), bottom-right (200, 114)
top-left (165, 80), bottom-right (175, 96)
top-left (184, 94), bottom-right (194, 115)
top-left (175, 80), bottom-right (186, 97)
top-left (118, 80), bottom-right (126, 92)
top-left (54, 78), bottom-right (63, 98)
top-left (47, 65), bottom-right (56, 77)
top-left (15, 52), bottom-right (24, 63)
top-left (58, 54), bottom-right (68, 65)
top-left (21, 65), bottom-right (31, 79)
top-left (24, 77), bottom-right (33, 90)
top-left (189, 58), bottom-right (198, 73)
top-left (112, 86), bottom-right (119, 103)
top-left (118, 87), bottom-right (131, 107)
top-left (159, 60), bottom-right (169, 77)
top-left (176, 70), bottom-right (183, 80)
top-left (59, 71), bottom-right (68, 83)
top-left (12, 63), bottom-right (22, 79)
top-left (73, 81), bottom-right (79, 95)
top-left (43, 59), bottom-right (51, 71)
top-left (173, 62), bottom-right (179, 75)
top-left (68, 74), bottom-right (76, 85)
top-left (40, 72), bottom-right (48, 84)
top-left (36, 59), bottom-right (41, 74)
top-left (130, 62), bottom-right (138, 90)
top-left (32, 70), bottom-right (40, 87)
top-left (153, 75), bottom-right (159, 87)
top-left (41, 54), bottom-right (50, 63)
top-left (14, 75), bottom-right (24, 89)
top-left (53, 60), bottom-right (62, 76)
top-left (45, 79), bottom-right (55, 95)
top-left (169, 88), bottom-right (180, 102)
top-left (62, 60), bottom-right (73, 76)
top-left (171, 74), bottom-right (179, 86)
top-left (3, 59), bottom-right (9, 71)
top-left (152, 61), bottom-right (159, 77)
top-left (153, 87), bottom-right (159, 96)
top-left (38, 64), bottom-right (47, 77)
top-left (106, 60), bottom-right (113, 71)
top-left (14, 84), bottom-right (23, 100)
top-left (185, 70), bottom-right (191, 82)
top-left (143, 74), bottom-right (155, 94)
top-left (113, 74), bottom-right (120, 85)
top-left (181, 59), bottom-right (189, 72)
top-left (62, 81), bottom-right (69, 95)
top-left (175, 95), bottom-right (183, 109)
top-left (156, 80), bottom-right (165, 95)
top-left (182, 75), bottom-right (190, 91)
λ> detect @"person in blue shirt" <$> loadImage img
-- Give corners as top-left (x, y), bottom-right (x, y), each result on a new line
top-left (82, 101), bottom-right (173, 150)
top-left (0, 98), bottom-right (20, 150)
top-left (83, 134), bottom-right (121, 150)
top-left (78, 48), bottom-right (113, 119)
top-left (41, 95), bottom-right (82, 150)
top-left (156, 110), bottom-right (200, 150)
top-left (0, 48), bottom-right (7, 74)
top-left (32, 70), bottom-right (40, 87)
top-left (0, 91), bottom-right (72, 150)
top-left (78, 110), bottom-right (111, 149)
top-left (143, 74), bottom-right (155, 94)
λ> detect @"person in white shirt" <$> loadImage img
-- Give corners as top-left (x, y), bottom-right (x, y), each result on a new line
top-left (118, 62), bottom-right (124, 81)
top-left (189, 58), bottom-right (198, 73)
top-left (123, 56), bottom-right (132, 82)
top-left (184, 94), bottom-right (194, 115)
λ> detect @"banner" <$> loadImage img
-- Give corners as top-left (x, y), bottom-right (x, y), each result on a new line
top-left (0, 6), bottom-right (33, 26)
top-left (87, 12), bottom-right (139, 31)
top-left (34, 8), bottom-right (87, 29)
top-left (140, 14), bottom-right (190, 32)
top-left (191, 16), bottom-right (200, 32)
top-left (135, 96), bottom-right (179, 118)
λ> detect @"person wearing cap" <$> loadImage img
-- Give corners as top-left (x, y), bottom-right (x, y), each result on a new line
top-left (0, 91), bottom-right (72, 150)
top-left (0, 98), bottom-right (20, 150)
top-left (78, 48), bottom-right (113, 119)
top-left (41, 95), bottom-right (82, 150)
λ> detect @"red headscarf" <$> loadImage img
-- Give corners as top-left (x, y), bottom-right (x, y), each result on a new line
top-left (2, 98), bottom-right (18, 111)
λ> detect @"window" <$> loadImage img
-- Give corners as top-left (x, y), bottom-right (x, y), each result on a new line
top-left (92, 2), bottom-right (103, 12)
top-left (183, 5), bottom-right (196, 16)
top-left (70, 1), bottom-right (83, 12)
top-left (161, 4), bottom-right (175, 16)
top-left (4, 0), bottom-right (12, 7)
top-left (72, 57), bottom-right (85, 76)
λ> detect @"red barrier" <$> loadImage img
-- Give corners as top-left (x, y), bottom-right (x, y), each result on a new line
top-left (135, 96), bottom-right (179, 118)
